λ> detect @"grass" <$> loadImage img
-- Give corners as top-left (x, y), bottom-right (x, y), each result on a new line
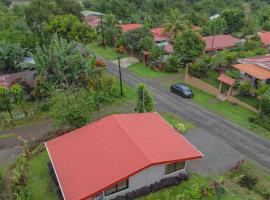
top-left (128, 63), bottom-right (172, 79)
top-left (0, 133), bottom-right (16, 139)
top-left (87, 42), bottom-right (123, 60)
top-left (201, 70), bottom-right (220, 88)
top-left (189, 86), bottom-right (270, 140)
top-left (160, 112), bottom-right (195, 133)
top-left (234, 94), bottom-right (259, 109)
top-left (26, 146), bottom-right (58, 200)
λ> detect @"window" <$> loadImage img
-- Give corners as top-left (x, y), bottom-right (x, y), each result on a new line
top-left (105, 179), bottom-right (129, 197)
top-left (165, 162), bottom-right (185, 175)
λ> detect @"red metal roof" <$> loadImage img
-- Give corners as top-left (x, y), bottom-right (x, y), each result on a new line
top-left (232, 63), bottom-right (270, 80)
top-left (85, 15), bottom-right (101, 28)
top-left (150, 28), bottom-right (171, 42)
top-left (218, 74), bottom-right (235, 85)
top-left (203, 35), bottom-right (240, 51)
top-left (46, 112), bottom-right (203, 200)
top-left (258, 31), bottom-right (270, 46)
top-left (119, 24), bottom-right (143, 32)
top-left (164, 43), bottom-right (174, 54)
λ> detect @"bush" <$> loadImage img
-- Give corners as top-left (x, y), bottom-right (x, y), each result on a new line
top-left (189, 56), bottom-right (212, 78)
top-left (165, 56), bottom-right (182, 72)
top-left (136, 84), bottom-right (154, 113)
top-left (111, 173), bottom-right (189, 200)
top-left (238, 174), bottom-right (258, 190)
top-left (225, 69), bottom-right (240, 79)
top-left (239, 81), bottom-right (251, 97)
top-left (174, 123), bottom-right (186, 134)
top-left (50, 89), bottom-right (95, 129)
top-left (260, 89), bottom-right (270, 115)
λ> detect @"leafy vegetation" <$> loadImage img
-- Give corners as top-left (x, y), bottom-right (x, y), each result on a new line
top-left (136, 84), bottom-right (154, 113)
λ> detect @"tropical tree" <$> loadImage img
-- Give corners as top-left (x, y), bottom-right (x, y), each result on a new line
top-left (0, 42), bottom-right (26, 73)
top-left (201, 18), bottom-right (227, 36)
top-left (33, 35), bottom-right (101, 90)
top-left (103, 14), bottom-right (121, 47)
top-left (163, 8), bottom-right (188, 40)
top-left (10, 84), bottom-right (27, 115)
top-left (221, 8), bottom-right (245, 33)
top-left (136, 84), bottom-right (154, 113)
top-left (45, 14), bottom-right (96, 43)
top-left (174, 30), bottom-right (205, 66)
top-left (0, 86), bottom-right (13, 121)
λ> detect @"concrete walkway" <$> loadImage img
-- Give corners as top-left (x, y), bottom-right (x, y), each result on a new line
top-left (111, 57), bottom-right (139, 68)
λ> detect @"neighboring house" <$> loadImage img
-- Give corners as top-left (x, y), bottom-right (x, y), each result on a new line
top-left (164, 35), bottom-right (240, 55)
top-left (82, 10), bottom-right (104, 30)
top-left (0, 70), bottom-right (36, 88)
top-left (150, 27), bottom-right (171, 43)
top-left (258, 31), bottom-right (270, 49)
top-left (45, 112), bottom-right (203, 200)
top-left (119, 23), bottom-right (143, 33)
top-left (203, 34), bottom-right (241, 53)
top-left (233, 55), bottom-right (270, 86)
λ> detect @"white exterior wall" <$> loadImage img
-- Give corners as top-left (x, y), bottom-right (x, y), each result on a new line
top-left (101, 163), bottom-right (186, 200)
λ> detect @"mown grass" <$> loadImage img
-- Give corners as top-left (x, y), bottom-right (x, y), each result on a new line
top-left (128, 63), bottom-right (172, 79)
top-left (26, 147), bottom-right (58, 200)
top-left (201, 70), bottom-right (220, 88)
top-left (87, 42), bottom-right (123, 60)
top-left (234, 94), bottom-right (260, 109)
top-left (190, 86), bottom-right (270, 140)
top-left (160, 112), bottom-right (195, 133)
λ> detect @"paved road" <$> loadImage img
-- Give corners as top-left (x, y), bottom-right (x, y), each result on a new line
top-left (105, 59), bottom-right (270, 173)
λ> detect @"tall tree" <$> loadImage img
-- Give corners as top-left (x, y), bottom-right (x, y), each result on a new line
top-left (221, 8), bottom-right (245, 33)
top-left (103, 14), bottom-right (121, 47)
top-left (163, 8), bottom-right (188, 40)
top-left (174, 30), bottom-right (205, 66)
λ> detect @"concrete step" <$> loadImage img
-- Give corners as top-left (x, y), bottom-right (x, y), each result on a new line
top-left (217, 94), bottom-right (227, 101)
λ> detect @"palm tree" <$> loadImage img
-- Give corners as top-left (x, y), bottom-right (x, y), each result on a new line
top-left (163, 9), bottom-right (188, 40)
top-left (103, 14), bottom-right (121, 47)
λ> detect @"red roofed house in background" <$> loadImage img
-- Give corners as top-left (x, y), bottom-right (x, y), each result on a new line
top-left (81, 11), bottom-right (104, 30)
top-left (232, 54), bottom-right (270, 86)
top-left (46, 112), bottom-right (203, 200)
top-left (203, 34), bottom-right (241, 53)
top-left (258, 31), bottom-right (270, 48)
top-left (150, 27), bottom-right (171, 43)
top-left (119, 24), bottom-right (143, 32)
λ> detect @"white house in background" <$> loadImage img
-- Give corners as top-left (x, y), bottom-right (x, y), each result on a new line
top-left (45, 112), bottom-right (203, 200)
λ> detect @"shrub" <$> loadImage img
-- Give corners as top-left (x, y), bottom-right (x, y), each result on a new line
top-left (260, 89), bottom-right (270, 115)
top-left (188, 56), bottom-right (212, 78)
top-left (165, 56), bottom-right (182, 72)
top-left (225, 69), bottom-right (240, 79)
top-left (136, 84), bottom-right (154, 113)
top-left (174, 123), bottom-right (186, 134)
top-left (112, 173), bottom-right (189, 200)
top-left (239, 81), bottom-right (251, 97)
top-left (238, 174), bottom-right (258, 190)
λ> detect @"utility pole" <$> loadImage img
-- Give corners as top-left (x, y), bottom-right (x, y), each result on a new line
top-left (118, 56), bottom-right (123, 96)
top-left (100, 15), bottom-right (105, 49)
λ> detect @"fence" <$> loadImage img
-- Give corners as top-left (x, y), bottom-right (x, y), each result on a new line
top-left (184, 68), bottom-right (260, 113)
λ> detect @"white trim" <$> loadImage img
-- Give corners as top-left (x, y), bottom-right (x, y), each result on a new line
top-left (45, 142), bottom-right (66, 200)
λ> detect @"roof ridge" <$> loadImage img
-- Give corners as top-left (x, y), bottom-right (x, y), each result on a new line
top-left (112, 115), bottom-right (152, 164)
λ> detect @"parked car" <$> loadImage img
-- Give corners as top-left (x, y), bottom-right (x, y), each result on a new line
top-left (170, 84), bottom-right (194, 98)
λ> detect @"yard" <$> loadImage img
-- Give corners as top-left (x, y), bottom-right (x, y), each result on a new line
top-left (128, 63), bottom-right (173, 79)
top-left (190, 86), bottom-right (270, 140)
top-left (201, 70), bottom-right (220, 88)
top-left (87, 42), bottom-right (124, 60)
top-left (234, 94), bottom-right (260, 109)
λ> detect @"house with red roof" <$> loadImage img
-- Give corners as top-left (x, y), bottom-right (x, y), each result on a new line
top-left (119, 24), bottom-right (143, 33)
top-left (46, 112), bottom-right (203, 200)
top-left (82, 10), bottom-right (104, 30)
top-left (163, 34), bottom-right (240, 55)
top-left (150, 27), bottom-right (171, 43)
top-left (203, 34), bottom-right (241, 53)
top-left (258, 31), bottom-right (270, 48)
top-left (232, 54), bottom-right (270, 86)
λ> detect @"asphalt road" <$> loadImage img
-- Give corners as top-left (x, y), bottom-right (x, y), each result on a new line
top-left (105, 59), bottom-right (270, 172)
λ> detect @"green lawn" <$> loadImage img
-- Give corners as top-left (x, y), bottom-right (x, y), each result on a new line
top-left (160, 112), bottom-right (195, 133)
top-left (201, 70), bottom-right (220, 88)
top-left (234, 94), bottom-right (259, 109)
top-left (190, 86), bottom-right (270, 140)
top-left (128, 63), bottom-right (172, 79)
top-left (26, 147), bottom-right (58, 200)
top-left (87, 42), bottom-right (123, 60)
